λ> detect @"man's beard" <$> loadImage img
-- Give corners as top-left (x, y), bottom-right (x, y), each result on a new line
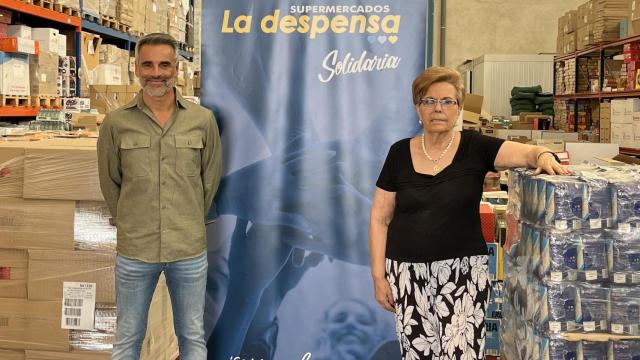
top-left (141, 77), bottom-right (177, 97)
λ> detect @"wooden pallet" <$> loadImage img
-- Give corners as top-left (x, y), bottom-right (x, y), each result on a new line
top-left (117, 23), bottom-right (130, 33)
top-left (54, 3), bottom-right (80, 17)
top-left (82, 12), bottom-right (100, 23)
top-left (30, 0), bottom-right (55, 11)
top-left (32, 96), bottom-right (62, 108)
top-left (1, 95), bottom-right (32, 107)
top-left (100, 15), bottom-right (118, 30)
top-left (129, 29), bottom-right (144, 39)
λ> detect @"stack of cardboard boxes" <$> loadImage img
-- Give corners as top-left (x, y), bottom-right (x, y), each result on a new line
top-left (562, 10), bottom-right (578, 55)
top-left (89, 84), bottom-right (141, 115)
top-left (0, 139), bottom-right (178, 359)
top-left (145, 0), bottom-right (169, 35)
top-left (600, 101), bottom-right (612, 143)
top-left (563, 58), bottom-right (577, 95)
top-left (592, 0), bottom-right (629, 43)
top-left (168, 1), bottom-right (188, 44)
top-left (79, 32), bottom-right (133, 97)
top-left (577, 1), bottom-right (596, 50)
top-left (610, 98), bottom-right (640, 148)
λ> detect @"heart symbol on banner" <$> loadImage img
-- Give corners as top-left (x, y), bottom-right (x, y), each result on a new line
top-left (377, 36), bottom-right (387, 44)
top-left (388, 36), bottom-right (398, 44)
top-left (367, 36), bottom-right (376, 44)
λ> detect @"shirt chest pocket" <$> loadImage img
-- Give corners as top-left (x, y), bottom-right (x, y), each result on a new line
top-left (175, 135), bottom-right (203, 176)
top-left (120, 136), bottom-right (151, 177)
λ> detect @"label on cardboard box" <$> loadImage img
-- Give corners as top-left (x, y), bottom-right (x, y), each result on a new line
top-left (61, 281), bottom-right (96, 330)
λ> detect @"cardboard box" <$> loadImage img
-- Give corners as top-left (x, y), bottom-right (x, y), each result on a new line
top-left (0, 298), bottom-right (69, 351)
top-left (0, 37), bottom-right (37, 55)
top-left (79, 32), bottom-right (102, 97)
top-left (62, 98), bottom-right (91, 112)
top-left (0, 9), bottom-right (13, 25)
top-left (29, 51), bottom-right (59, 97)
top-left (611, 123), bottom-right (624, 145)
top-left (0, 349), bottom-right (24, 360)
top-left (578, 0), bottom-right (594, 26)
top-left (89, 84), bottom-right (140, 114)
top-left (0, 198), bottom-right (75, 250)
top-left (600, 108), bottom-right (611, 143)
top-left (30, 28), bottom-right (59, 55)
top-left (632, 0), bottom-right (640, 22)
top-left (564, 32), bottom-right (577, 54)
top-left (480, 203), bottom-right (494, 243)
top-left (22, 143), bottom-right (103, 202)
top-left (56, 34), bottom-right (66, 57)
top-left (612, 99), bottom-right (632, 123)
top-left (530, 139), bottom-right (565, 152)
top-left (510, 121), bottom-right (534, 130)
top-left (0, 249), bottom-right (28, 298)
top-left (27, 250), bottom-right (115, 303)
top-left (94, 64), bottom-right (121, 85)
top-left (564, 10), bottom-right (577, 34)
top-left (6, 25), bottom-right (31, 39)
top-left (463, 93), bottom-right (483, 123)
top-left (0, 142), bottom-right (27, 198)
top-left (623, 123), bottom-right (635, 147)
top-left (25, 351), bottom-right (108, 360)
top-left (0, 52), bottom-right (30, 96)
top-left (493, 129), bottom-right (532, 140)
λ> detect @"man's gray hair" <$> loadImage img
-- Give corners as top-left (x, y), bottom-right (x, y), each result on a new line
top-left (135, 33), bottom-right (179, 63)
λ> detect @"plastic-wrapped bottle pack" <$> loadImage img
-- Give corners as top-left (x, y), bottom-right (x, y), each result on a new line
top-left (609, 287), bottom-right (640, 335)
top-left (609, 340), bottom-right (640, 360)
top-left (579, 340), bottom-right (608, 360)
top-left (540, 281), bottom-right (580, 333)
top-left (608, 229), bottom-right (640, 285)
top-left (577, 283), bottom-right (610, 333)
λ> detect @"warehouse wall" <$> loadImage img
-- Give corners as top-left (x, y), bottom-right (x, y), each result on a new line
top-left (432, 0), bottom-right (585, 68)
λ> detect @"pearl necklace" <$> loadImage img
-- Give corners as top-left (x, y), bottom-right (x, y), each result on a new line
top-left (421, 132), bottom-right (455, 174)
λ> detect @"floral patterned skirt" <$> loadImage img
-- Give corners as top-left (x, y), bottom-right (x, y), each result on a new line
top-left (385, 256), bottom-right (491, 360)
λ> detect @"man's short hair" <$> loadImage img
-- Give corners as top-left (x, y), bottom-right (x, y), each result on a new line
top-left (135, 33), bottom-right (179, 63)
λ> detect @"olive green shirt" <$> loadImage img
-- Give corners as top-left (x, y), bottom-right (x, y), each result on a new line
top-left (97, 90), bottom-right (222, 263)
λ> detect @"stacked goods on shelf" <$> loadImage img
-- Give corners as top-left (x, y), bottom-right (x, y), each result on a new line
top-left (511, 86), bottom-right (541, 116)
top-left (83, 0), bottom-right (100, 18)
top-left (58, 56), bottom-right (78, 98)
top-left (557, 14), bottom-right (565, 55)
top-left (536, 94), bottom-right (554, 116)
top-left (577, 1), bottom-right (595, 50)
top-left (624, 42), bottom-right (640, 91)
top-left (130, 0), bottom-right (147, 37)
top-left (502, 167), bottom-right (640, 360)
top-left (79, 32), bottom-right (131, 97)
top-left (609, 98), bottom-right (640, 148)
top-left (99, 45), bottom-right (130, 86)
top-left (592, 0), bottom-right (628, 43)
top-left (193, 0), bottom-right (201, 69)
top-left (564, 59), bottom-right (577, 95)
top-left (99, 0), bottom-right (117, 19)
top-left (168, 0), bottom-right (188, 44)
top-left (632, 0), bottom-right (640, 36)
top-left (564, 10), bottom-right (578, 55)
top-left (176, 59), bottom-right (194, 96)
top-left (115, 0), bottom-right (133, 29)
top-left (29, 51), bottom-right (59, 98)
top-left (0, 139), bottom-right (178, 359)
top-left (55, 0), bottom-right (81, 11)
top-left (555, 62), bottom-right (567, 95)
top-left (603, 59), bottom-right (624, 91)
top-left (88, 84), bottom-right (141, 115)
top-left (554, 100), bottom-right (569, 131)
top-left (145, 0), bottom-right (169, 35)
top-left (577, 58), bottom-right (599, 93)
top-left (601, 102), bottom-right (611, 143)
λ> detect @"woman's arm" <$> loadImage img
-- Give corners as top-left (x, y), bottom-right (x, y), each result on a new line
top-left (369, 187), bottom-right (396, 311)
top-left (494, 141), bottom-right (568, 175)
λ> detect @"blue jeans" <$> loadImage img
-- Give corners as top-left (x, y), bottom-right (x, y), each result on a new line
top-left (112, 253), bottom-right (208, 360)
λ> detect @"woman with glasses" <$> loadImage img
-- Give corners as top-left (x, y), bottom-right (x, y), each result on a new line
top-left (368, 66), bottom-right (567, 360)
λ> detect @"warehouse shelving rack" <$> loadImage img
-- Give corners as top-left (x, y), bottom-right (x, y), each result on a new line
top-left (0, 0), bottom-right (194, 119)
top-left (553, 33), bottom-right (640, 156)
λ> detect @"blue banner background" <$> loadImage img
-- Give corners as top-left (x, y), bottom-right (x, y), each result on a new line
top-left (201, 2), bottom-right (426, 359)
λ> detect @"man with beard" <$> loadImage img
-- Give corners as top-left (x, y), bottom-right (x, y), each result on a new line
top-left (97, 33), bottom-right (222, 360)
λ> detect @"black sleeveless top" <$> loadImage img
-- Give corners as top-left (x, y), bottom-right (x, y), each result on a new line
top-left (376, 130), bottom-right (505, 262)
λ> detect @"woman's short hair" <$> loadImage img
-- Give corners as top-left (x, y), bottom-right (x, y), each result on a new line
top-left (412, 66), bottom-right (465, 106)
